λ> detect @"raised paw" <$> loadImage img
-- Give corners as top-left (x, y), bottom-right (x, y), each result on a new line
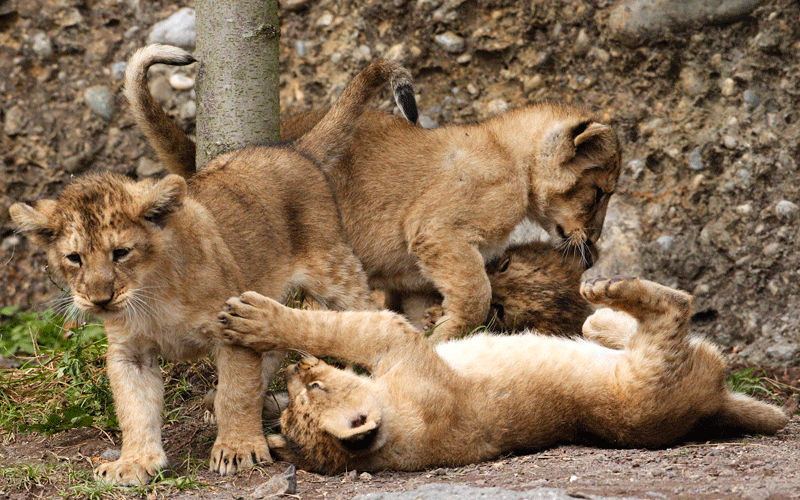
top-left (581, 276), bottom-right (692, 321)
top-left (210, 436), bottom-right (272, 476)
top-left (422, 305), bottom-right (445, 331)
top-left (95, 453), bottom-right (168, 486)
top-left (217, 292), bottom-right (283, 351)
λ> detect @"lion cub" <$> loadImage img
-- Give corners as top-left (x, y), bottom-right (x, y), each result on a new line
top-left (216, 277), bottom-right (788, 474)
top-left (295, 105), bottom-right (622, 339)
top-left (9, 45), bottom-right (416, 485)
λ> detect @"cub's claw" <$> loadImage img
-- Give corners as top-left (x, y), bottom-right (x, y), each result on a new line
top-left (217, 292), bottom-right (285, 351)
top-left (210, 437), bottom-right (272, 475)
top-left (94, 453), bottom-right (168, 486)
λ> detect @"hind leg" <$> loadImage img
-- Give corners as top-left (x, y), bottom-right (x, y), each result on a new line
top-left (582, 307), bottom-right (637, 349)
top-left (302, 244), bottom-right (379, 311)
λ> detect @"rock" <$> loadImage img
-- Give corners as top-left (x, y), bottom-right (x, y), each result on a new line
top-left (31, 32), bottom-right (53, 59)
top-left (775, 200), bottom-right (799, 220)
top-left (100, 449), bottom-right (121, 461)
top-left (457, 53), bottom-right (472, 64)
top-left (735, 203), bottom-right (753, 216)
top-left (688, 147), bottom-right (704, 171)
top-left (607, 0), bottom-right (764, 47)
top-left (359, 472), bottom-right (373, 481)
top-left (762, 242), bottom-right (780, 257)
top-left (573, 28), bottom-right (591, 56)
top-left (4, 105), bottom-right (25, 136)
top-left (252, 465), bottom-right (297, 498)
top-left (147, 7), bottom-right (196, 50)
top-left (316, 12), bottom-right (334, 27)
top-left (722, 135), bottom-right (737, 149)
top-left (136, 157), bottom-right (164, 178)
top-left (384, 43), bottom-right (405, 62)
top-left (720, 77), bottom-right (736, 97)
top-left (434, 31), bottom-right (465, 53)
top-left (57, 8), bottom-right (83, 27)
top-left (626, 159), bottom-right (645, 179)
top-left (680, 67), bottom-right (703, 95)
top-left (656, 235), bottom-right (674, 251)
top-left (486, 98), bottom-right (509, 115)
top-left (418, 115), bottom-right (437, 129)
top-left (84, 86), bottom-right (115, 120)
top-left (180, 100), bottom-right (197, 120)
top-left (764, 342), bottom-right (799, 363)
top-left (281, 0), bottom-right (312, 11)
top-left (110, 61), bottom-right (127, 81)
top-left (743, 89), bottom-right (760, 107)
top-left (169, 73), bottom-right (194, 90)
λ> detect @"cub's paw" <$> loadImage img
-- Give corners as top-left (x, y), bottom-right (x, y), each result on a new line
top-left (422, 305), bottom-right (445, 331)
top-left (217, 292), bottom-right (283, 351)
top-left (581, 276), bottom-right (692, 318)
top-left (582, 307), bottom-right (637, 349)
top-left (95, 453), bottom-right (168, 486)
top-left (210, 435), bottom-right (272, 476)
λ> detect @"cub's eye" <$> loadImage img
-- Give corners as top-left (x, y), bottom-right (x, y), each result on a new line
top-left (498, 257), bottom-right (510, 273)
top-left (66, 253), bottom-right (82, 266)
top-left (594, 187), bottom-right (606, 204)
top-left (308, 381), bottom-right (326, 391)
top-left (112, 248), bottom-right (131, 262)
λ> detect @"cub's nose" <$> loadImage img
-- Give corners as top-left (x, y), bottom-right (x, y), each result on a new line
top-left (92, 296), bottom-right (113, 308)
top-left (299, 356), bottom-right (320, 369)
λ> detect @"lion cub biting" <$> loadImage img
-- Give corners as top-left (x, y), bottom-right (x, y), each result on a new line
top-left (9, 45), bottom-right (416, 485)
top-left (288, 104), bottom-right (622, 340)
top-left (216, 277), bottom-right (788, 474)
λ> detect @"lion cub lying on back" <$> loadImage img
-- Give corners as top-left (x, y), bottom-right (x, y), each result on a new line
top-left (216, 277), bottom-right (788, 474)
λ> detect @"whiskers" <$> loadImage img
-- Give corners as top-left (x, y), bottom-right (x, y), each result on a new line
top-left (120, 286), bottom-right (166, 328)
top-left (556, 233), bottom-right (594, 269)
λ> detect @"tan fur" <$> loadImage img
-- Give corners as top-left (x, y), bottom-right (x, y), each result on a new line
top-left (282, 105), bottom-right (622, 339)
top-left (217, 277), bottom-right (788, 474)
top-left (9, 46), bottom-right (415, 485)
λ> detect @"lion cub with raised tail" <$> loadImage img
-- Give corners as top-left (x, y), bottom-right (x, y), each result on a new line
top-left (216, 277), bottom-right (788, 474)
top-left (9, 45), bottom-right (417, 485)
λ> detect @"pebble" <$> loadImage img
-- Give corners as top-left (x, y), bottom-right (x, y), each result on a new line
top-left (84, 86), bottom-right (115, 120)
top-left (100, 449), bottom-right (121, 461)
top-left (680, 67), bottom-right (703, 95)
top-left (486, 98), bottom-right (509, 115)
top-left (110, 61), bottom-right (127, 81)
top-left (456, 53), bottom-right (472, 64)
top-left (775, 200), bottom-right (799, 219)
top-left (147, 7), bottom-right (196, 50)
top-left (180, 100), bottom-right (197, 120)
top-left (4, 105), bottom-right (25, 136)
top-left (762, 242), bottom-right (780, 257)
top-left (418, 115), bottom-right (437, 129)
top-left (169, 73), bottom-right (194, 90)
top-left (656, 235), bottom-right (674, 251)
top-left (384, 43), bottom-right (405, 62)
top-left (574, 28), bottom-right (590, 56)
top-left (282, 0), bottom-right (312, 11)
top-left (626, 159), bottom-right (645, 179)
top-left (359, 472), bottom-right (373, 481)
top-left (688, 147), bottom-right (704, 171)
top-left (735, 203), bottom-right (753, 216)
top-left (743, 89), bottom-right (760, 107)
top-left (316, 12), bottom-right (334, 27)
top-left (31, 32), bottom-right (53, 59)
top-left (722, 135), bottom-right (737, 149)
top-left (434, 32), bottom-right (465, 53)
top-left (466, 83), bottom-right (479, 96)
top-left (136, 157), bottom-right (165, 178)
top-left (294, 40), bottom-right (307, 58)
top-left (720, 77), bottom-right (735, 97)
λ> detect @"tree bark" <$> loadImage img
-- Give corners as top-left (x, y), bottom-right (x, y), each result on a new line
top-left (195, 0), bottom-right (280, 168)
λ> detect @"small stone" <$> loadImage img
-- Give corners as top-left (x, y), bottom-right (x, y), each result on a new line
top-left (294, 40), bottom-right (307, 58)
top-left (4, 105), bottom-right (25, 136)
top-left (722, 135), bottom-right (737, 149)
top-left (359, 472), bottom-right (372, 481)
top-left (147, 7), bottom-right (196, 50)
top-left (466, 83), bottom-right (479, 96)
top-left (574, 28), bottom-right (591, 56)
top-left (418, 115), bottom-right (437, 129)
top-left (136, 157), bottom-right (165, 178)
top-left (456, 53), bottom-right (472, 64)
top-left (589, 47), bottom-right (610, 63)
top-left (281, 0), bottom-right (311, 11)
top-left (84, 86), bottom-right (116, 120)
top-left (775, 200), bottom-right (799, 220)
top-left (111, 61), bottom-right (127, 81)
top-left (100, 449), bottom-right (121, 461)
top-left (180, 100), bottom-right (196, 120)
top-left (169, 73), bottom-right (194, 90)
top-left (434, 32), bottom-right (465, 53)
top-left (31, 32), bottom-right (53, 59)
top-left (384, 43), bottom-right (405, 62)
top-left (316, 12), bottom-right (334, 27)
top-left (626, 159), bottom-right (645, 179)
top-left (252, 465), bottom-right (296, 498)
top-left (680, 67), bottom-right (703, 95)
top-left (743, 89), bottom-right (760, 107)
top-left (720, 77), bottom-right (736, 97)
top-left (656, 235), bottom-right (674, 251)
top-left (486, 98), bottom-right (509, 115)
top-left (735, 203), bottom-right (753, 216)
top-left (762, 242), bottom-right (780, 257)
top-left (688, 147), bottom-right (704, 171)
top-left (57, 8), bottom-right (83, 27)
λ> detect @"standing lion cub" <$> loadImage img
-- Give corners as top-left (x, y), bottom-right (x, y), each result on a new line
top-left (216, 277), bottom-right (788, 474)
top-left (9, 45), bottom-right (416, 485)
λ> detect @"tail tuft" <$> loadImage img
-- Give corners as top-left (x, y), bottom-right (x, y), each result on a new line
top-left (391, 71), bottom-right (418, 124)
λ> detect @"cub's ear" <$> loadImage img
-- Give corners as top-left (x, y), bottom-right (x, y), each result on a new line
top-left (9, 200), bottom-right (59, 245)
top-left (320, 410), bottom-right (381, 453)
top-left (139, 174), bottom-right (187, 227)
top-left (571, 121), bottom-right (619, 166)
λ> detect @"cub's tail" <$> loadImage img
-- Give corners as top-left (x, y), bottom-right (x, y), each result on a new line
top-left (124, 44), bottom-right (197, 178)
top-left (295, 59), bottom-right (417, 170)
top-left (714, 391), bottom-right (789, 435)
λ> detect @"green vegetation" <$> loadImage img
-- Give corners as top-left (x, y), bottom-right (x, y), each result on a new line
top-left (727, 367), bottom-right (785, 403)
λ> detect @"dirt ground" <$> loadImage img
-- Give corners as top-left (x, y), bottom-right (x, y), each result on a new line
top-left (2, 0), bottom-right (800, 498)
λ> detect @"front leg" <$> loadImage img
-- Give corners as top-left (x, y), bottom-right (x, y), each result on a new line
top-left (218, 291), bottom-right (420, 369)
top-left (95, 343), bottom-right (167, 485)
top-left (408, 232), bottom-right (491, 341)
top-left (210, 343), bottom-right (271, 475)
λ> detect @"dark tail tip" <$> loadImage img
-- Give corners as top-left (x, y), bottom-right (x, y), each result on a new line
top-left (394, 83), bottom-right (418, 125)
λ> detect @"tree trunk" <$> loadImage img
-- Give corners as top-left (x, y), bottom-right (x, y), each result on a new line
top-left (195, 0), bottom-right (280, 168)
